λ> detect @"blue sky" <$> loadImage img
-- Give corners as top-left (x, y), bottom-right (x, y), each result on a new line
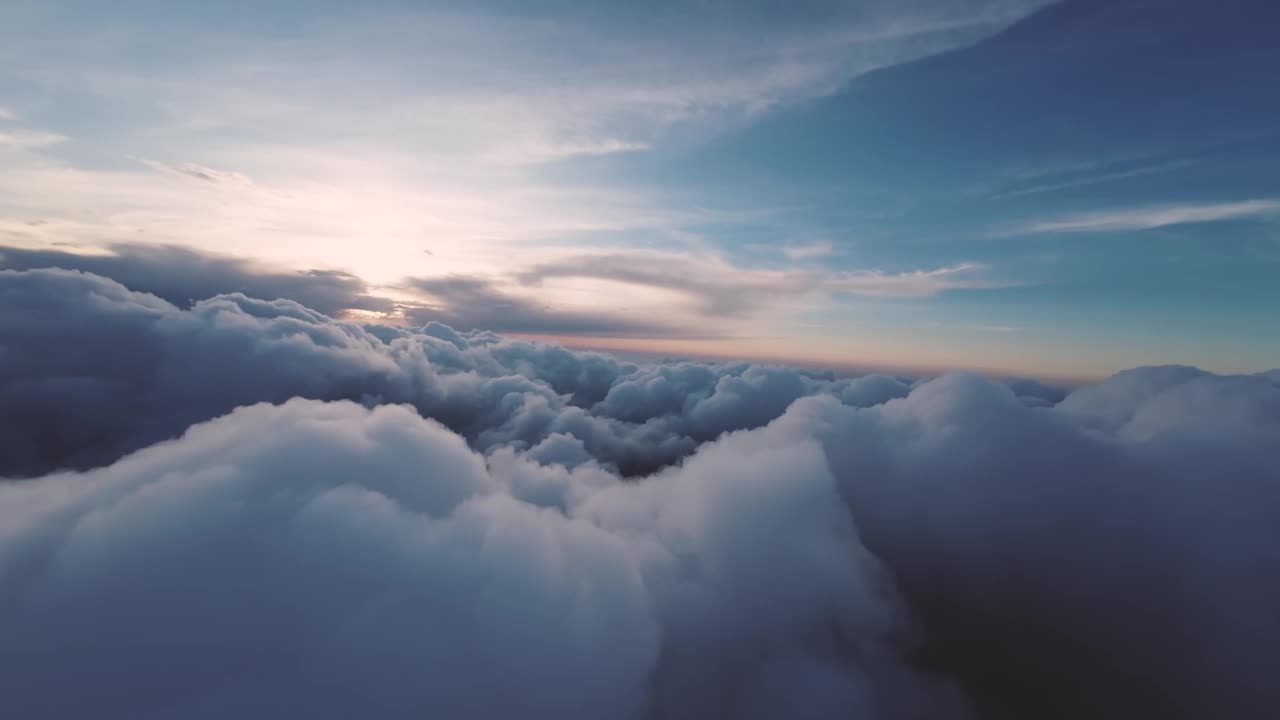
top-left (1, 0), bottom-right (1276, 380)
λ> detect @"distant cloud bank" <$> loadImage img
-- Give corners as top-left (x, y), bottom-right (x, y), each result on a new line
top-left (0, 242), bottom-right (1004, 343)
top-left (1, 267), bottom-right (1277, 720)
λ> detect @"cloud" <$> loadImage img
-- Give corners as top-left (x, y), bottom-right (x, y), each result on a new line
top-left (1005, 199), bottom-right (1280, 234)
top-left (404, 273), bottom-right (699, 338)
top-left (0, 106), bottom-right (17, 121)
top-left (782, 241), bottom-right (835, 259)
top-left (0, 397), bottom-right (962, 720)
top-left (0, 268), bottom-right (934, 479)
top-left (2, 267), bottom-right (1279, 719)
top-left (992, 155), bottom-right (1200, 199)
top-left (0, 268), bottom-right (592, 477)
top-left (926, 321), bottom-right (1023, 334)
top-left (0, 143), bottom-right (773, 293)
top-left (829, 262), bottom-right (1005, 297)
top-left (0, 128), bottom-right (68, 150)
top-left (517, 252), bottom-right (1005, 318)
top-left (0, 0), bottom-right (1051, 303)
top-left (140, 159), bottom-right (255, 186)
top-left (481, 138), bottom-right (652, 165)
top-left (1, 1), bottom-right (1047, 167)
top-left (784, 368), bottom-right (1280, 719)
top-left (516, 252), bottom-right (807, 316)
top-left (0, 243), bottom-right (394, 318)
top-left (0, 267), bottom-right (1045, 479)
top-left (40, 247), bottom-right (988, 346)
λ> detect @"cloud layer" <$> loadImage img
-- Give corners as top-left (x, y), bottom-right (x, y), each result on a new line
top-left (0, 268), bottom-right (922, 478)
top-left (2, 267), bottom-right (1278, 720)
top-left (0, 243), bottom-right (393, 317)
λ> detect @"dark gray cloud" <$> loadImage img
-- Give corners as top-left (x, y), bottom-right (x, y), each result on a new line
top-left (0, 243), bottom-right (394, 317)
top-left (3, 266), bottom-right (1276, 720)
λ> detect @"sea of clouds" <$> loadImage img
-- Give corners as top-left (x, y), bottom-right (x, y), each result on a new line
top-left (2, 268), bottom-right (1278, 719)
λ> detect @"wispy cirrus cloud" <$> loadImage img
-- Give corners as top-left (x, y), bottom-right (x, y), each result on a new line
top-left (517, 251), bottom-right (1007, 319)
top-left (832, 261), bottom-right (1005, 296)
top-left (781, 241), bottom-right (835, 260)
top-left (138, 159), bottom-right (254, 186)
top-left (0, 1), bottom-right (1049, 169)
top-left (403, 274), bottom-right (703, 338)
top-left (0, 151), bottom-right (730, 285)
top-left (1004, 199), bottom-right (1280, 235)
top-left (991, 156), bottom-right (1201, 199)
top-left (926, 321), bottom-right (1022, 333)
top-left (0, 0), bottom-right (1045, 348)
top-left (0, 128), bottom-right (67, 150)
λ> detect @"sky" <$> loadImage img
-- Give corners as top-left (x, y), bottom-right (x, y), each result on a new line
top-left (3, 5), bottom-right (1280, 717)
top-left (1, 0), bottom-right (1277, 381)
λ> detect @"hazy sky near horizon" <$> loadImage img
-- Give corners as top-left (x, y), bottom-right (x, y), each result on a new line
top-left (1, 0), bottom-right (1277, 379)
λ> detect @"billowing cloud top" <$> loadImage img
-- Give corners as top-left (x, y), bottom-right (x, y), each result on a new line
top-left (2, 267), bottom-right (1279, 719)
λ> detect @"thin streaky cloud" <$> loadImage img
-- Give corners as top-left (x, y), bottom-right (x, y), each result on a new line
top-left (1005, 199), bottom-right (1280, 235)
top-left (992, 157), bottom-right (1200, 200)
top-left (0, 128), bottom-right (68, 150)
top-left (481, 138), bottom-right (652, 165)
top-left (1, 0), bottom-right (1275, 375)
top-left (782, 242), bottom-right (835, 260)
top-left (832, 262), bottom-right (1009, 297)
top-left (926, 321), bottom-right (1023, 333)
top-left (139, 159), bottom-right (255, 186)
top-left (517, 252), bottom-right (1006, 319)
